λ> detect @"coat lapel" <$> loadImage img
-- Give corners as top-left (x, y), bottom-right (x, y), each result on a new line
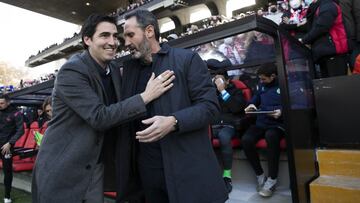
top-left (110, 64), bottom-right (122, 101)
top-left (79, 51), bottom-right (108, 104)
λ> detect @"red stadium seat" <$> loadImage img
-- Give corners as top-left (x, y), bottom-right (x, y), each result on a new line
top-left (212, 137), bottom-right (241, 148)
top-left (14, 123), bottom-right (29, 149)
top-left (230, 80), bottom-right (252, 102)
top-left (11, 121), bottom-right (39, 172)
top-left (40, 121), bottom-right (48, 134)
top-left (255, 138), bottom-right (287, 150)
top-left (104, 192), bottom-right (116, 198)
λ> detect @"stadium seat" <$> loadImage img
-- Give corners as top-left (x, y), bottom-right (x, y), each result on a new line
top-left (230, 79), bottom-right (252, 102)
top-left (13, 123), bottom-right (30, 160)
top-left (104, 192), bottom-right (116, 198)
top-left (212, 137), bottom-right (241, 148)
top-left (255, 138), bottom-right (287, 150)
top-left (11, 121), bottom-right (39, 172)
top-left (40, 121), bottom-right (48, 134)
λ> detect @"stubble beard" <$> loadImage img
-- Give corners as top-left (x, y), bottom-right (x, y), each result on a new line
top-left (132, 37), bottom-right (152, 64)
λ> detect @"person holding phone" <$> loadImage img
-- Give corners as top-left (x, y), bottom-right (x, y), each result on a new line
top-left (242, 63), bottom-right (284, 198)
top-left (212, 72), bottom-right (246, 193)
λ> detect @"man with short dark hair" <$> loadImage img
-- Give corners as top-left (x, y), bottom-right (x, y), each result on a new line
top-left (242, 63), bottom-right (284, 198)
top-left (119, 10), bottom-right (228, 203)
top-left (0, 94), bottom-right (24, 203)
top-left (31, 13), bottom-right (174, 203)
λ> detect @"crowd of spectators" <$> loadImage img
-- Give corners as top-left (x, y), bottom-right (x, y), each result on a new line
top-left (18, 70), bottom-right (58, 89)
top-left (28, 0), bottom-right (360, 77)
top-left (116, 0), bottom-right (153, 15)
top-left (28, 32), bottom-right (79, 60)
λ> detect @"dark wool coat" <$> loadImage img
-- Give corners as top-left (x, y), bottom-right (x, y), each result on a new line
top-left (32, 51), bottom-right (147, 203)
top-left (116, 43), bottom-right (228, 203)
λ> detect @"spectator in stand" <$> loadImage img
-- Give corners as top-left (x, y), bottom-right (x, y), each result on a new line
top-left (242, 63), bottom-right (284, 198)
top-left (244, 31), bottom-right (276, 64)
top-left (121, 10), bottom-right (227, 203)
top-left (300, 0), bottom-right (349, 77)
top-left (210, 67), bottom-right (246, 193)
top-left (166, 33), bottom-right (178, 41)
top-left (339, 0), bottom-right (360, 71)
top-left (264, 2), bottom-right (284, 25)
top-left (0, 94), bottom-right (24, 203)
top-left (31, 13), bottom-right (174, 203)
top-left (219, 37), bottom-right (241, 65)
top-left (280, 0), bottom-right (308, 39)
top-left (38, 96), bottom-right (52, 128)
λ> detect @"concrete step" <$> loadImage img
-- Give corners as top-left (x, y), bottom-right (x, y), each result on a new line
top-left (317, 149), bottom-right (360, 178)
top-left (310, 175), bottom-right (360, 203)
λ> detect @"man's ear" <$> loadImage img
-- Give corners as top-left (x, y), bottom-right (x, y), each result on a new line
top-left (83, 36), bottom-right (92, 47)
top-left (145, 25), bottom-right (155, 39)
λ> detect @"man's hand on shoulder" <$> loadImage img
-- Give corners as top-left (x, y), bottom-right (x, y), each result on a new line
top-left (136, 116), bottom-right (177, 142)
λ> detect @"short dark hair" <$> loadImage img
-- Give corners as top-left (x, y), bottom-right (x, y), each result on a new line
top-left (0, 94), bottom-right (10, 102)
top-left (42, 96), bottom-right (52, 112)
top-left (124, 10), bottom-right (160, 41)
top-left (81, 14), bottom-right (117, 49)
top-left (257, 63), bottom-right (278, 77)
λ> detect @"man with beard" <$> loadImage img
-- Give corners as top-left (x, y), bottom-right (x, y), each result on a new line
top-left (242, 63), bottom-right (284, 198)
top-left (32, 14), bottom-right (175, 203)
top-left (0, 94), bottom-right (24, 203)
top-left (118, 10), bottom-right (228, 203)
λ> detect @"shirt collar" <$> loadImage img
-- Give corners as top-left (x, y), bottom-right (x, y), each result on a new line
top-left (86, 50), bottom-right (111, 76)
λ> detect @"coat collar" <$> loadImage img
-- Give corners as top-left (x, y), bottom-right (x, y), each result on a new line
top-left (157, 43), bottom-right (171, 55)
top-left (82, 51), bottom-right (108, 103)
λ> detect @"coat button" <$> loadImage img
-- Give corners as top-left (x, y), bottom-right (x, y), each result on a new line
top-left (85, 164), bottom-right (91, 170)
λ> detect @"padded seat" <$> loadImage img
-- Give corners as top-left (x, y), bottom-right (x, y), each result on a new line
top-left (11, 121), bottom-right (39, 172)
top-left (255, 138), bottom-right (287, 150)
top-left (230, 79), bottom-right (252, 101)
top-left (40, 121), bottom-right (48, 134)
top-left (212, 137), bottom-right (241, 148)
top-left (104, 192), bottom-right (116, 198)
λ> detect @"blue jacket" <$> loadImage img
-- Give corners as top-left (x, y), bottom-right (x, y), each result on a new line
top-left (249, 80), bottom-right (284, 129)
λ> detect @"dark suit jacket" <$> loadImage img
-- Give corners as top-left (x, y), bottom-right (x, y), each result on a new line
top-left (116, 44), bottom-right (228, 203)
top-left (32, 51), bottom-right (147, 203)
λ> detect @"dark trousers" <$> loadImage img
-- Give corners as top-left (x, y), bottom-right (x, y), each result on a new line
top-left (212, 126), bottom-right (236, 170)
top-left (318, 54), bottom-right (348, 78)
top-left (1, 152), bottom-right (13, 198)
top-left (242, 125), bottom-right (283, 179)
top-left (138, 165), bottom-right (169, 203)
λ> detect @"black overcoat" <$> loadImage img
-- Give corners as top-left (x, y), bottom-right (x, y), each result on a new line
top-left (116, 44), bottom-right (228, 203)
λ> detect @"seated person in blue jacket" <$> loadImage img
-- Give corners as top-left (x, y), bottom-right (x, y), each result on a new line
top-left (242, 63), bottom-right (284, 197)
top-left (212, 71), bottom-right (246, 193)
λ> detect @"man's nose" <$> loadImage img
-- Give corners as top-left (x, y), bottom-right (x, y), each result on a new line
top-left (108, 36), bottom-right (118, 46)
top-left (124, 38), bottom-right (131, 47)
